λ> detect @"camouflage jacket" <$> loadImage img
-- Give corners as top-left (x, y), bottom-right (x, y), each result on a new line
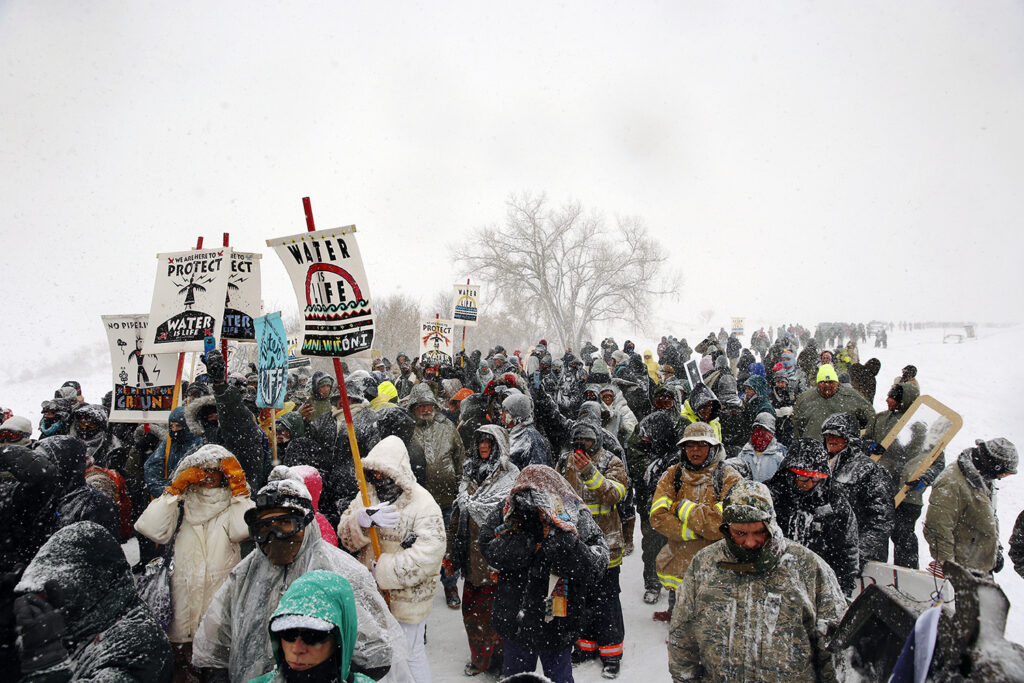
top-left (668, 536), bottom-right (847, 682)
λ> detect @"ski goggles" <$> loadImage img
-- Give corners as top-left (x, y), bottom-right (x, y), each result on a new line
top-left (0, 430), bottom-right (25, 443)
top-left (247, 513), bottom-right (306, 544)
top-left (276, 628), bottom-right (332, 645)
top-left (653, 396), bottom-right (676, 409)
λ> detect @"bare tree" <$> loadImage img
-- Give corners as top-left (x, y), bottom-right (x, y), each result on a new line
top-left (452, 192), bottom-right (679, 351)
top-left (371, 292), bottom-right (423, 361)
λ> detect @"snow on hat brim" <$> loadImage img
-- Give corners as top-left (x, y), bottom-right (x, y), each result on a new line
top-left (270, 614), bottom-right (334, 633)
top-left (816, 364), bottom-right (839, 383)
top-left (752, 412), bottom-right (776, 434)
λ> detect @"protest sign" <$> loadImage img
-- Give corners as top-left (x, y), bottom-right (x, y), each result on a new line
top-left (266, 227), bottom-right (374, 357)
top-left (420, 319), bottom-right (455, 366)
top-left (254, 312), bottom-right (288, 409)
top-left (143, 248), bottom-right (232, 353)
top-left (222, 250), bottom-right (263, 341)
top-left (102, 314), bottom-right (180, 423)
top-left (451, 282), bottom-right (481, 326)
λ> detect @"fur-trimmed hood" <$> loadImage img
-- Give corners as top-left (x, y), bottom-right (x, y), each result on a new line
top-left (361, 435), bottom-right (418, 506)
top-left (184, 394), bottom-right (217, 436)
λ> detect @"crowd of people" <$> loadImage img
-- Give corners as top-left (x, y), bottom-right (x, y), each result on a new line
top-left (0, 322), bottom-right (1019, 683)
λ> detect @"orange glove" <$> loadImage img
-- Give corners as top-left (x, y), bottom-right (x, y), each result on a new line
top-left (221, 456), bottom-right (249, 497)
top-left (167, 467), bottom-right (207, 496)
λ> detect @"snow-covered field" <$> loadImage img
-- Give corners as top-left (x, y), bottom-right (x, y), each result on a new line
top-left (3, 325), bottom-right (1023, 680)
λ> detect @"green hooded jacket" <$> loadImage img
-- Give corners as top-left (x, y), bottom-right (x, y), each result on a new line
top-left (249, 570), bottom-right (375, 683)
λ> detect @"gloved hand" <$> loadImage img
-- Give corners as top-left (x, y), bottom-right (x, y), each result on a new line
top-left (906, 479), bottom-right (928, 492)
top-left (994, 551), bottom-right (1005, 573)
top-left (357, 502), bottom-right (400, 529)
top-left (442, 557), bottom-right (456, 576)
top-left (866, 441), bottom-right (886, 456)
top-left (299, 403), bottom-right (314, 421)
top-left (202, 350), bottom-right (226, 384)
top-left (167, 466), bottom-right (208, 496)
top-left (927, 560), bottom-right (945, 579)
top-left (221, 456), bottom-right (248, 497)
top-left (542, 527), bottom-right (577, 561)
top-left (14, 580), bottom-right (68, 673)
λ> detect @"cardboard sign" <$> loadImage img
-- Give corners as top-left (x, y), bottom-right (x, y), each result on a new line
top-left (420, 319), bottom-right (454, 366)
top-left (684, 359), bottom-right (704, 389)
top-left (254, 312), bottom-right (288, 409)
top-left (731, 317), bottom-right (745, 337)
top-left (102, 314), bottom-right (180, 423)
top-left (267, 227), bottom-right (374, 357)
top-left (451, 283), bottom-right (481, 326)
top-left (222, 251), bottom-right (263, 341)
top-left (143, 248), bottom-right (232, 353)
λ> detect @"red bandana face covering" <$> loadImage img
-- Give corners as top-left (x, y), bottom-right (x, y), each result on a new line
top-left (750, 428), bottom-right (774, 453)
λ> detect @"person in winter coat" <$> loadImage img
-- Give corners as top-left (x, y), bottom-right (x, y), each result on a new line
top-left (792, 364), bottom-right (874, 441)
top-left (725, 335), bottom-right (742, 375)
top-left (821, 412), bottom-right (895, 565)
top-left (186, 350), bottom-right (270, 492)
top-left (556, 422), bottom-right (628, 678)
top-left (290, 465), bottom-right (339, 546)
top-left (626, 406), bottom-right (682, 605)
top-left (768, 371), bottom-right (797, 448)
top-left (13, 521), bottom-right (173, 681)
top-left (735, 412), bottom-right (787, 483)
top-left (405, 382), bottom-right (464, 607)
top-left (479, 465), bottom-right (609, 683)
top-left (704, 356), bottom-right (740, 408)
top-left (144, 406), bottom-right (203, 498)
top-left (668, 481), bottom-right (847, 683)
top-left (135, 444), bottom-right (254, 681)
top-left (501, 393), bottom-right (552, 469)
top-left (192, 466), bottom-right (408, 683)
top-left (374, 405), bottom-right (428, 487)
top-left (38, 399), bottom-right (71, 438)
top-left (924, 438), bottom-right (1018, 575)
top-left (249, 571), bottom-right (375, 683)
top-left (649, 422), bottom-right (743, 621)
top-left (35, 435), bottom-right (120, 540)
top-left (849, 357), bottom-right (881, 404)
top-left (447, 425), bottom-right (519, 676)
top-left (0, 415), bottom-right (32, 446)
top-left (308, 371), bottom-right (336, 421)
top-left (767, 439), bottom-right (860, 593)
top-left (69, 403), bottom-right (114, 463)
top-left (338, 436), bottom-right (446, 683)
top-left (679, 383), bottom-right (723, 442)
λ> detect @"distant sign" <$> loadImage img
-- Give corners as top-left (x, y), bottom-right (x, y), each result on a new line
top-left (143, 248), bottom-right (232, 353)
top-left (420, 319), bottom-right (454, 366)
top-left (222, 251), bottom-right (263, 341)
top-left (254, 312), bottom-right (288, 409)
top-left (267, 227), bottom-right (374, 357)
top-left (103, 314), bottom-right (180, 423)
top-left (731, 317), bottom-right (745, 337)
top-left (451, 283), bottom-right (481, 326)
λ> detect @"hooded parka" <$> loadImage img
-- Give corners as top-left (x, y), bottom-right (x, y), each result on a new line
top-left (407, 383), bottom-right (465, 510)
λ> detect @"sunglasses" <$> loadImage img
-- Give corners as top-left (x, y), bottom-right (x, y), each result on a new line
top-left (277, 628), bottom-right (332, 645)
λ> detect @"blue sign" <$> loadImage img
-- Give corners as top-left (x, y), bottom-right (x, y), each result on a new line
top-left (254, 312), bottom-right (288, 409)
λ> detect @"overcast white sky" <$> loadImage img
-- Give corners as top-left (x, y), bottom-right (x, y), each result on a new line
top-left (2, 1), bottom-right (1023, 374)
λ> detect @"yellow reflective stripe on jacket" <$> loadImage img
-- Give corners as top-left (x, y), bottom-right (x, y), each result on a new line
top-left (657, 570), bottom-right (683, 590)
top-left (678, 500), bottom-right (697, 541)
top-left (715, 502), bottom-right (723, 513)
top-left (650, 496), bottom-right (672, 515)
top-left (586, 502), bottom-right (616, 516)
top-left (606, 477), bottom-right (626, 500)
top-left (608, 547), bottom-right (625, 568)
top-left (584, 470), bottom-right (605, 489)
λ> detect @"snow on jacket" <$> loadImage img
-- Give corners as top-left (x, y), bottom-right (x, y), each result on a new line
top-left (558, 444), bottom-right (628, 567)
top-left (601, 383), bottom-right (638, 437)
top-left (767, 439), bottom-right (860, 593)
top-left (923, 448), bottom-right (1002, 572)
top-left (791, 384), bottom-right (874, 441)
top-left (35, 435), bottom-right (120, 540)
top-left (142, 406), bottom-right (203, 497)
top-left (249, 570), bottom-right (375, 683)
top-left (449, 425), bottom-right (519, 586)
top-left (305, 397), bottom-right (382, 522)
top-left (735, 438), bottom-right (787, 483)
top-left (290, 464), bottom-right (339, 546)
top-left (680, 383), bottom-right (723, 442)
top-left (408, 383), bottom-right (465, 509)
top-left (192, 513), bottom-right (408, 683)
top-left (650, 447), bottom-right (743, 591)
top-left (668, 517), bottom-right (846, 682)
top-left (503, 393), bottom-right (553, 469)
top-left (15, 521), bottom-right (173, 682)
top-left (479, 465), bottom-right (608, 652)
top-left (337, 435), bottom-right (446, 625)
top-left (135, 445), bottom-right (255, 643)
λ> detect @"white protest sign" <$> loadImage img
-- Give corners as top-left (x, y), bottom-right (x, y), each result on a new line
top-left (451, 282), bottom-right (481, 327)
top-left (102, 314), bottom-right (181, 423)
top-left (420, 319), bottom-right (455, 366)
top-left (222, 250), bottom-right (263, 341)
top-left (267, 226), bottom-right (374, 357)
top-left (143, 248), bottom-right (232, 353)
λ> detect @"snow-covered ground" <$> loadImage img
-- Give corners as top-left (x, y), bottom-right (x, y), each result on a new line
top-left (3, 325), bottom-right (1023, 680)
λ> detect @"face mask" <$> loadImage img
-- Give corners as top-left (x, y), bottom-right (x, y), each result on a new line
top-left (750, 429), bottom-right (774, 453)
top-left (373, 477), bottom-right (403, 503)
top-left (260, 533), bottom-right (305, 566)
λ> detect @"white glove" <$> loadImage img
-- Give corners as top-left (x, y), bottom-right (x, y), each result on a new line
top-left (776, 406), bottom-right (793, 417)
top-left (357, 502), bottom-right (400, 529)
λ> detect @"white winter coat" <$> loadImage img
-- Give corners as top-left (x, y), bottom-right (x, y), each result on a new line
top-left (338, 435), bottom-right (446, 625)
top-left (134, 446), bottom-right (254, 643)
